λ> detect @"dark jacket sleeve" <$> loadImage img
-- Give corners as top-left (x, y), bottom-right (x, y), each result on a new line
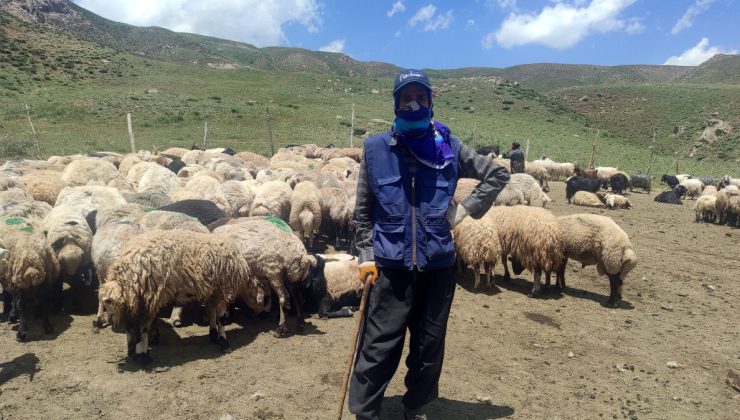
top-left (458, 143), bottom-right (510, 218)
top-left (353, 148), bottom-right (375, 263)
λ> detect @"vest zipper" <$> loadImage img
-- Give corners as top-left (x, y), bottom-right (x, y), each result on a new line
top-left (411, 175), bottom-right (417, 267)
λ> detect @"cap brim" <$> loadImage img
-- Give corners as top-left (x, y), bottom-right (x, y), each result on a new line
top-left (393, 80), bottom-right (432, 94)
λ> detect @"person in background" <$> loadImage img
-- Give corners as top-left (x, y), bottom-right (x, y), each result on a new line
top-left (502, 141), bottom-right (525, 174)
top-left (349, 69), bottom-right (510, 420)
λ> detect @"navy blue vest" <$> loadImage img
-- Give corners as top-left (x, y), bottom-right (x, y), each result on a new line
top-left (364, 131), bottom-right (460, 271)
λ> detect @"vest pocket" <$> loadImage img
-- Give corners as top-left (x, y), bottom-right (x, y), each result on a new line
top-left (423, 219), bottom-right (454, 260)
top-left (376, 175), bottom-right (403, 204)
top-left (373, 222), bottom-right (405, 261)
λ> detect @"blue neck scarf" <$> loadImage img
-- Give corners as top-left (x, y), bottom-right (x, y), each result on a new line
top-left (393, 120), bottom-right (455, 169)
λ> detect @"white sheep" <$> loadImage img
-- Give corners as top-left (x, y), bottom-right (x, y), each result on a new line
top-left (571, 191), bottom-right (606, 208)
top-left (556, 214), bottom-right (637, 307)
top-left (484, 205), bottom-right (564, 297)
top-left (596, 166), bottom-right (620, 181)
top-left (249, 180), bottom-right (293, 221)
top-left (55, 185), bottom-right (127, 216)
top-left (136, 164), bottom-right (182, 195)
top-left (0, 199), bottom-right (52, 221)
top-left (289, 181), bottom-right (322, 248)
top-left (213, 217), bottom-right (316, 337)
top-left (679, 179), bottom-right (703, 199)
top-left (701, 185), bottom-right (718, 196)
top-left (604, 193), bottom-right (632, 210)
top-left (41, 205), bottom-right (93, 277)
top-left (452, 215), bottom-right (501, 289)
top-left (503, 173), bottom-right (552, 207)
top-left (0, 216), bottom-right (59, 341)
top-left (218, 180), bottom-right (255, 217)
top-left (0, 172), bottom-right (20, 191)
top-left (675, 174), bottom-right (692, 183)
top-left (60, 158), bottom-right (118, 186)
top-left (693, 195), bottom-right (717, 223)
top-left (319, 186), bottom-right (354, 250)
top-left (99, 229), bottom-right (263, 364)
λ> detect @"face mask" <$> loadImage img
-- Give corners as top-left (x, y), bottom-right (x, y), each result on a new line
top-left (394, 100), bottom-right (432, 137)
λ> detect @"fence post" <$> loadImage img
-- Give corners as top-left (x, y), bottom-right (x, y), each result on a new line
top-left (588, 129), bottom-right (600, 169)
top-left (203, 120), bottom-right (208, 149)
top-left (25, 104), bottom-right (42, 159)
top-left (645, 129), bottom-right (656, 175)
top-left (127, 113), bottom-right (136, 153)
top-left (266, 107), bottom-right (275, 157)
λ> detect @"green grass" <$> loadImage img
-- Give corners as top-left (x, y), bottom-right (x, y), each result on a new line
top-left (0, 12), bottom-right (737, 177)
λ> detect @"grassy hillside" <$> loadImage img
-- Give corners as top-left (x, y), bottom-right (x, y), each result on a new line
top-left (0, 8), bottom-right (737, 176)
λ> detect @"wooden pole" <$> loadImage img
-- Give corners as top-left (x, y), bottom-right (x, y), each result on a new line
top-left (588, 130), bottom-right (600, 169)
top-left (335, 278), bottom-right (372, 420)
top-left (266, 107), bottom-right (275, 157)
top-left (675, 160), bottom-right (679, 175)
top-left (202, 120), bottom-right (208, 149)
top-left (349, 103), bottom-right (355, 148)
top-left (127, 113), bottom-right (136, 153)
top-left (25, 104), bottom-right (42, 159)
top-left (646, 129), bottom-right (656, 175)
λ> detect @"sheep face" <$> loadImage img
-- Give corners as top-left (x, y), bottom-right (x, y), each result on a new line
top-left (98, 281), bottom-right (127, 329)
top-left (674, 185), bottom-right (688, 198)
top-left (56, 243), bottom-right (85, 276)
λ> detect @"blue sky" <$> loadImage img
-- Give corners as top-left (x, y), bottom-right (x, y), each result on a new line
top-left (73, 0), bottom-right (739, 69)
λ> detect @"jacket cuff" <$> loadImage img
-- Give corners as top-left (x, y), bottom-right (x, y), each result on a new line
top-left (358, 247), bottom-right (375, 264)
top-left (460, 195), bottom-right (484, 219)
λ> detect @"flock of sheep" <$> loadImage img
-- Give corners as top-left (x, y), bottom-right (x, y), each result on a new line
top-left (0, 142), bottom-right (730, 366)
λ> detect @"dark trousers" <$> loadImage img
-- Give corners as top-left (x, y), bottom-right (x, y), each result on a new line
top-left (348, 265), bottom-right (457, 419)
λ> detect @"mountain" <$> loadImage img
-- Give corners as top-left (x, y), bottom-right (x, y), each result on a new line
top-left (2, 0), bottom-right (738, 88)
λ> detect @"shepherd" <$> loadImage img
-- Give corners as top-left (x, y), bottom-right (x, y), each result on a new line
top-left (347, 69), bottom-right (509, 420)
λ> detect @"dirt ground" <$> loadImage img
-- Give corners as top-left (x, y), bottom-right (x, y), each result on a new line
top-left (1, 180), bottom-right (739, 420)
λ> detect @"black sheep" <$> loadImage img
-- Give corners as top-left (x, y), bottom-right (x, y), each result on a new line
top-left (630, 174), bottom-right (651, 193)
top-left (661, 174), bottom-right (679, 188)
top-left (566, 176), bottom-right (609, 203)
top-left (609, 173), bottom-right (630, 195)
top-left (159, 199), bottom-right (226, 226)
top-left (654, 185), bottom-right (687, 205)
top-left (693, 176), bottom-right (717, 186)
top-left (295, 255), bottom-right (360, 319)
top-left (167, 157), bottom-right (185, 174)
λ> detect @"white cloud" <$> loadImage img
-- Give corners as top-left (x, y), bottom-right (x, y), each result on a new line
top-left (624, 17), bottom-right (644, 34)
top-left (394, 30), bottom-right (402, 38)
top-left (466, 19), bottom-right (476, 28)
top-left (671, 0), bottom-right (714, 35)
top-left (491, 0), bottom-right (517, 10)
top-left (408, 4), bottom-right (437, 28)
top-left (387, 1), bottom-right (406, 18)
top-left (424, 10), bottom-right (453, 31)
top-left (484, 0), bottom-right (639, 49)
top-left (72, 0), bottom-right (321, 47)
top-left (407, 4), bottom-right (453, 31)
top-left (319, 39), bottom-right (345, 53)
top-left (664, 37), bottom-right (737, 66)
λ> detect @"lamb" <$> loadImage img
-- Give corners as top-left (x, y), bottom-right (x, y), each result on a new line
top-left (20, 170), bottom-right (67, 205)
top-left (484, 206), bottom-right (564, 297)
top-left (452, 215), bottom-right (500, 289)
top-left (571, 191), bottom-right (606, 208)
top-left (609, 173), bottom-right (630, 195)
top-left (654, 185), bottom-right (687, 205)
top-left (1, 217), bottom-right (60, 341)
top-left (678, 179), bottom-right (703, 199)
top-left (99, 229), bottom-right (262, 365)
top-left (212, 217), bottom-right (316, 337)
top-left (556, 214), bottom-right (637, 307)
top-left (566, 176), bottom-right (608, 203)
top-left (693, 195), bottom-right (717, 223)
top-left (297, 253), bottom-right (363, 319)
top-left (60, 158), bottom-right (118, 186)
top-left (604, 194), bottom-right (632, 210)
top-left (629, 174), bottom-right (651, 193)
top-left (289, 181), bottom-right (322, 249)
top-left (249, 180), bottom-right (293, 221)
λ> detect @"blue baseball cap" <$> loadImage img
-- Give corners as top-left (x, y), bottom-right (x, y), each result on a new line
top-left (393, 69), bottom-right (433, 113)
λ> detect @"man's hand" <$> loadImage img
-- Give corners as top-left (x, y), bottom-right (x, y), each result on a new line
top-left (358, 261), bottom-right (378, 285)
top-left (446, 203), bottom-right (469, 227)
